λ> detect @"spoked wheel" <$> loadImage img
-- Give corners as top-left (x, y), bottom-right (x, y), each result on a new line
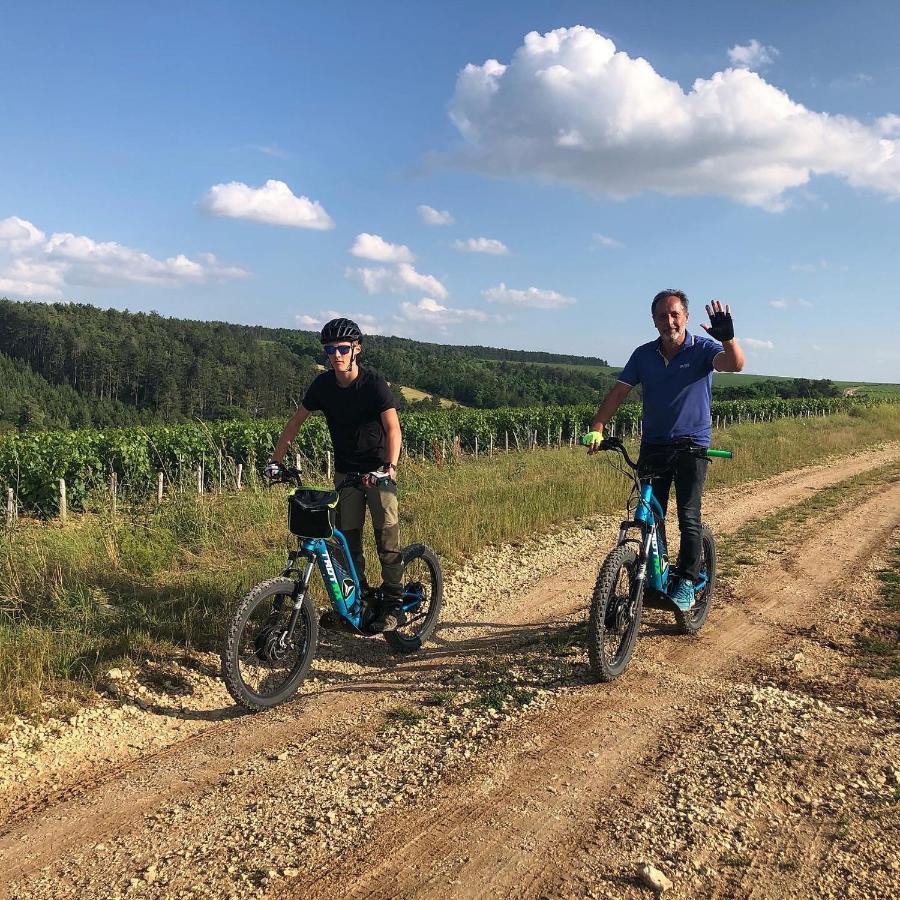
top-left (383, 543), bottom-right (443, 654)
top-left (587, 545), bottom-right (643, 682)
top-left (221, 577), bottom-right (318, 712)
top-left (675, 524), bottom-right (716, 635)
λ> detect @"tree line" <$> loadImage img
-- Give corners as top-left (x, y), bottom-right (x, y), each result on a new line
top-left (0, 298), bottom-right (844, 433)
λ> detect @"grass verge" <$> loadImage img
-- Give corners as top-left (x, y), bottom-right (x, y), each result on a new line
top-left (854, 537), bottom-right (899, 680)
top-left (1, 404), bottom-right (898, 719)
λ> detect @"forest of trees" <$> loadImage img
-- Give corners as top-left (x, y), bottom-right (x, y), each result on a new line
top-left (0, 298), bottom-right (849, 433)
top-left (0, 299), bottom-right (618, 430)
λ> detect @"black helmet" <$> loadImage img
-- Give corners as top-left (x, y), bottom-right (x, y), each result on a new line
top-left (320, 317), bottom-right (362, 343)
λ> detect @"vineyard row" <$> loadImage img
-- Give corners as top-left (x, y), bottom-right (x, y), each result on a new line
top-left (0, 396), bottom-right (877, 515)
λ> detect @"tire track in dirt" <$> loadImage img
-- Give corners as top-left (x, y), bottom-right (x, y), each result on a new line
top-left (1, 444), bottom-right (898, 896)
top-left (292, 470), bottom-right (900, 899)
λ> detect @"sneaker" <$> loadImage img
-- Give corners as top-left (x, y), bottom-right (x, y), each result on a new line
top-left (670, 578), bottom-right (696, 612)
top-left (371, 607), bottom-right (405, 633)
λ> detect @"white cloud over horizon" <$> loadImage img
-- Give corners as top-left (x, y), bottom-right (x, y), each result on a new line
top-left (350, 232), bottom-right (415, 263)
top-left (397, 297), bottom-right (490, 326)
top-left (453, 237), bottom-right (509, 255)
top-left (200, 179), bottom-right (334, 229)
top-left (0, 215), bottom-right (248, 298)
top-left (744, 337), bottom-right (775, 350)
top-left (346, 262), bottom-right (448, 300)
top-left (417, 204), bottom-right (455, 225)
top-left (484, 281), bottom-right (576, 309)
top-left (448, 26), bottom-right (900, 210)
top-left (592, 233), bottom-right (622, 248)
top-left (728, 39), bottom-right (779, 70)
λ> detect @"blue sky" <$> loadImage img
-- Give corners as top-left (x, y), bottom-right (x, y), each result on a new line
top-left (1, 1), bottom-right (898, 380)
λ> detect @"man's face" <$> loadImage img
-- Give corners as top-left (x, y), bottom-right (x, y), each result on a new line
top-left (324, 340), bottom-right (359, 372)
top-left (652, 296), bottom-right (688, 343)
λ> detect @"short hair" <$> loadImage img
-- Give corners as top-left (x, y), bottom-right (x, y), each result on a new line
top-left (651, 289), bottom-right (688, 316)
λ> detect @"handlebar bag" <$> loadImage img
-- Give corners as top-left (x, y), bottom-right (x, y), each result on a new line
top-left (288, 489), bottom-right (339, 538)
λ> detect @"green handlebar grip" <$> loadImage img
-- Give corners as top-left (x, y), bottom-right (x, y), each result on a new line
top-left (706, 448), bottom-right (733, 458)
top-left (580, 431), bottom-right (604, 446)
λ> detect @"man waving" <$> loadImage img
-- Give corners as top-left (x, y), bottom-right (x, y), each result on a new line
top-left (587, 290), bottom-right (745, 611)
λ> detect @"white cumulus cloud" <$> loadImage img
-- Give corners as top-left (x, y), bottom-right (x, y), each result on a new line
top-left (346, 262), bottom-right (448, 300)
top-left (592, 233), bottom-right (622, 248)
top-left (768, 299), bottom-right (788, 309)
top-left (483, 282), bottom-right (576, 309)
top-left (0, 215), bottom-right (248, 299)
top-left (728, 39), bottom-right (779, 70)
top-left (448, 26), bottom-right (900, 210)
top-left (743, 337), bottom-right (775, 350)
top-left (398, 297), bottom-right (489, 325)
top-left (877, 114), bottom-right (900, 138)
top-left (0, 216), bottom-right (46, 254)
top-left (200, 179), bottom-right (334, 230)
top-left (453, 237), bottom-right (509, 255)
top-left (417, 204), bottom-right (455, 226)
top-left (350, 233), bottom-right (415, 263)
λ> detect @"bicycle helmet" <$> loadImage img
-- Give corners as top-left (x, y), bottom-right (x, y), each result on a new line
top-left (320, 317), bottom-right (362, 343)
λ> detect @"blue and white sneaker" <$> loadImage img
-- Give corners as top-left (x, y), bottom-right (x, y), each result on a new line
top-left (670, 578), bottom-right (696, 612)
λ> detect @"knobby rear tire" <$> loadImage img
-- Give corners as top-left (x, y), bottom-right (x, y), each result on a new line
top-left (675, 524), bottom-right (716, 635)
top-left (221, 576), bottom-right (318, 712)
top-left (384, 544), bottom-right (443, 654)
top-left (587, 545), bottom-right (643, 682)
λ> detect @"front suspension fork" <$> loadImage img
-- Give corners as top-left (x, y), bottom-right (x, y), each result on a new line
top-left (281, 558), bottom-right (315, 644)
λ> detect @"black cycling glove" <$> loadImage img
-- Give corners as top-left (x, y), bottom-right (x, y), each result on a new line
top-left (705, 309), bottom-right (734, 342)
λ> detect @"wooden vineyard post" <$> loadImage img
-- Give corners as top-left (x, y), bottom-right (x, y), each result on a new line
top-left (235, 464), bottom-right (243, 491)
top-left (558, 425), bottom-right (563, 448)
top-left (6, 488), bottom-right (14, 527)
top-left (489, 434), bottom-right (494, 456)
top-left (110, 472), bottom-right (118, 518)
top-left (157, 472), bottom-right (164, 503)
top-left (326, 451), bottom-right (333, 481)
top-left (505, 431), bottom-right (509, 453)
top-left (59, 479), bottom-right (67, 525)
top-left (295, 453), bottom-right (302, 472)
top-left (474, 436), bottom-right (479, 458)
top-left (197, 464), bottom-right (203, 496)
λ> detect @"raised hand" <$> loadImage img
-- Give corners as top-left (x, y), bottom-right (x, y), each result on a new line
top-left (701, 299), bottom-right (734, 342)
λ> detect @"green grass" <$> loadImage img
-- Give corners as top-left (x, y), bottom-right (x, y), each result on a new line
top-left (717, 459), bottom-right (900, 578)
top-left (0, 403), bottom-right (898, 720)
top-left (395, 384), bottom-right (462, 408)
top-left (383, 705), bottom-right (427, 726)
top-left (853, 540), bottom-right (900, 679)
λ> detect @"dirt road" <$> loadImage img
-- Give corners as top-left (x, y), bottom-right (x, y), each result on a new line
top-left (2, 445), bottom-right (898, 899)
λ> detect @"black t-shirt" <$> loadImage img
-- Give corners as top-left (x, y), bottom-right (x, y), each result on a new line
top-left (302, 367), bottom-right (397, 472)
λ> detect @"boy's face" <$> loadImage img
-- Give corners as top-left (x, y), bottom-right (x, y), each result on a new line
top-left (324, 340), bottom-right (359, 372)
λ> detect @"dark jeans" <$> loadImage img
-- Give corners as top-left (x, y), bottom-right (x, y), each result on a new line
top-left (637, 443), bottom-right (709, 582)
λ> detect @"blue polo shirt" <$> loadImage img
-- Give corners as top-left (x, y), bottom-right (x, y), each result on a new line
top-left (618, 331), bottom-right (723, 447)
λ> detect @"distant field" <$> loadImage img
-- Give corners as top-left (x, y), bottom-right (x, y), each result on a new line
top-left (396, 385), bottom-right (462, 408)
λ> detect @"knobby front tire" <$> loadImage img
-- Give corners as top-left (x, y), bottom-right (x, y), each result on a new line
top-left (587, 545), bottom-right (643, 682)
top-left (675, 524), bottom-right (716, 635)
top-left (221, 577), bottom-right (318, 712)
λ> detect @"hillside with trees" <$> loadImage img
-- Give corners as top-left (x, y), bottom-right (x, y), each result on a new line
top-left (0, 299), bottom-right (617, 430)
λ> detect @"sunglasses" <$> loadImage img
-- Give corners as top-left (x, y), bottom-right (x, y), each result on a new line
top-left (323, 344), bottom-right (353, 356)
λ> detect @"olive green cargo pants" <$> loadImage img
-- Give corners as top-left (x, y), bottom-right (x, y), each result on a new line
top-left (334, 473), bottom-right (403, 603)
